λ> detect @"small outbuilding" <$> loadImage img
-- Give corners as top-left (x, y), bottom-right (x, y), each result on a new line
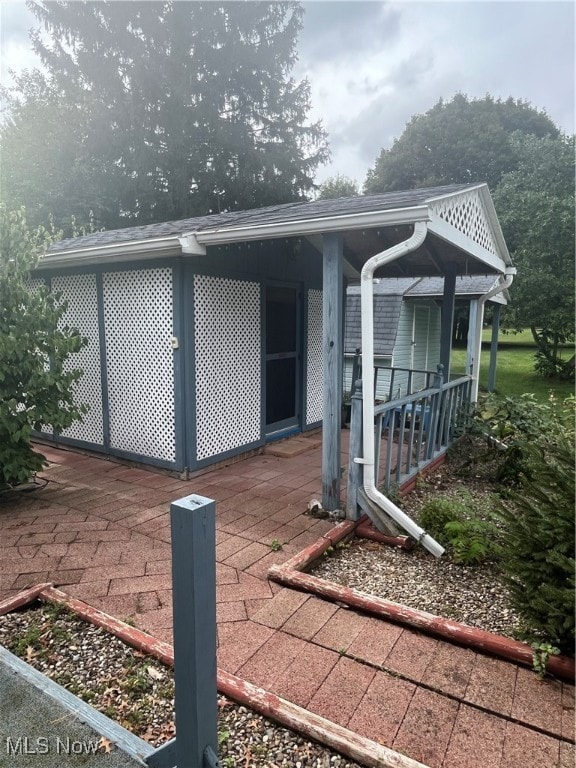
top-left (33, 183), bottom-right (513, 512)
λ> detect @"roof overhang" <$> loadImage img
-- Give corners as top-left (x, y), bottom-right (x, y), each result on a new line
top-left (37, 235), bottom-right (184, 269)
top-left (37, 184), bottom-right (512, 277)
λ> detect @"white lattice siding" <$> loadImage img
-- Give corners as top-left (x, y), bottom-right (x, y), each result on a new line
top-left (194, 275), bottom-right (261, 461)
top-left (306, 289), bottom-right (323, 424)
top-left (429, 189), bottom-right (498, 255)
top-left (53, 274), bottom-right (104, 445)
top-left (102, 268), bottom-right (176, 462)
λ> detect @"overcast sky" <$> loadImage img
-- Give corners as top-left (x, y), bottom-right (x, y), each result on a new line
top-left (1, 1), bottom-right (574, 187)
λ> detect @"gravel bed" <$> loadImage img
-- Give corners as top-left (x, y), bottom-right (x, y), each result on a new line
top-left (312, 540), bottom-right (520, 637)
top-left (0, 603), bottom-right (361, 767)
top-left (312, 438), bottom-right (522, 639)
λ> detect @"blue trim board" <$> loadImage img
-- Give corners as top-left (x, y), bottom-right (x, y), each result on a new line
top-left (183, 264), bottom-right (198, 473)
top-left (171, 261), bottom-right (186, 473)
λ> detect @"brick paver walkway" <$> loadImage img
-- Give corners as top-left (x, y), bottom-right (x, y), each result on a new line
top-left (0, 439), bottom-right (574, 768)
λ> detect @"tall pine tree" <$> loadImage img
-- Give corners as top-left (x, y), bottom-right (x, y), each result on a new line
top-left (1, 1), bottom-right (329, 231)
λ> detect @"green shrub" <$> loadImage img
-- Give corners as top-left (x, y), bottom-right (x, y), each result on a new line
top-left (0, 206), bottom-right (87, 488)
top-left (444, 518), bottom-right (501, 565)
top-left (420, 492), bottom-right (501, 565)
top-left (470, 393), bottom-right (574, 483)
top-left (419, 497), bottom-right (467, 543)
top-left (495, 436), bottom-right (575, 654)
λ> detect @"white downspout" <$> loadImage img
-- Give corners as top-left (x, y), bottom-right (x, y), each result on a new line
top-left (470, 267), bottom-right (516, 403)
top-left (360, 222), bottom-right (445, 558)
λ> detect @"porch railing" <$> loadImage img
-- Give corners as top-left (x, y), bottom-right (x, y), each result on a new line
top-left (373, 373), bottom-right (472, 491)
top-left (347, 362), bottom-right (472, 507)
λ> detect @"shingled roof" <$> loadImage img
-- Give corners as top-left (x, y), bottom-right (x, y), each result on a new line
top-left (46, 184), bottom-right (473, 254)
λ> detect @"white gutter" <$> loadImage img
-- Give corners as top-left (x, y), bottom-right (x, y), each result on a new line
top-left (359, 221), bottom-right (445, 558)
top-left (192, 205), bottom-right (429, 245)
top-left (470, 267), bottom-right (516, 403)
top-left (37, 235), bottom-right (183, 268)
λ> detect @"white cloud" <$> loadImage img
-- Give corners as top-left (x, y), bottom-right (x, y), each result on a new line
top-left (298, 1), bottom-right (575, 184)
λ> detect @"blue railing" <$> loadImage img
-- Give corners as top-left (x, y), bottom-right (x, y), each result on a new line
top-left (346, 361), bottom-right (472, 506)
top-left (372, 374), bottom-right (472, 490)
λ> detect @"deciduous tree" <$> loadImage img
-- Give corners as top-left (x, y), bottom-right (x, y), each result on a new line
top-left (493, 133), bottom-right (575, 378)
top-left (0, 206), bottom-right (87, 488)
top-left (317, 174), bottom-right (359, 200)
top-left (364, 94), bottom-right (558, 194)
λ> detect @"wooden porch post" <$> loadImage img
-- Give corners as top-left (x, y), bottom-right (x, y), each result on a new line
top-left (321, 232), bottom-right (343, 511)
top-left (466, 299), bottom-right (479, 375)
top-left (439, 267), bottom-right (457, 380)
top-left (488, 303), bottom-right (501, 392)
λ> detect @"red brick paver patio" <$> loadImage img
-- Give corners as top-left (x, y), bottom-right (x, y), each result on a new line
top-left (0, 438), bottom-right (574, 768)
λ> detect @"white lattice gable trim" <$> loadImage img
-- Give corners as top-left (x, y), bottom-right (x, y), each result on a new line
top-left (428, 187), bottom-right (501, 258)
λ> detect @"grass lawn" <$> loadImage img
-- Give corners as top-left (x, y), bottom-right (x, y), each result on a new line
top-left (451, 333), bottom-right (574, 402)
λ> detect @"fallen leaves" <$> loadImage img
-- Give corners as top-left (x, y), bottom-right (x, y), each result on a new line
top-left (97, 736), bottom-right (115, 754)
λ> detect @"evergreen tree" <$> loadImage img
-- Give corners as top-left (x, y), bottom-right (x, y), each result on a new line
top-left (1, 1), bottom-right (329, 231)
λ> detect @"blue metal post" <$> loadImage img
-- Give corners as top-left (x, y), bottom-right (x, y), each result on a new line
top-left (147, 494), bottom-right (219, 768)
top-left (346, 378), bottom-right (363, 521)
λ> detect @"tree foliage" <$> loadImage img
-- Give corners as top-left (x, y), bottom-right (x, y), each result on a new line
top-left (493, 133), bottom-right (575, 377)
top-left (317, 174), bottom-right (359, 200)
top-left (1, 1), bottom-right (329, 232)
top-left (0, 206), bottom-right (87, 488)
top-left (364, 94), bottom-right (559, 194)
top-left (493, 397), bottom-right (575, 654)
top-left (364, 93), bottom-right (573, 380)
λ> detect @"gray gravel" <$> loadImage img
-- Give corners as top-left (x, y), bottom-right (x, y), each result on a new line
top-left (0, 605), bottom-right (361, 768)
top-left (312, 439), bottom-right (523, 639)
top-left (312, 540), bottom-right (521, 637)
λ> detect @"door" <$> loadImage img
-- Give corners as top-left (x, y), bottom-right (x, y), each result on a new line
top-left (265, 284), bottom-right (300, 435)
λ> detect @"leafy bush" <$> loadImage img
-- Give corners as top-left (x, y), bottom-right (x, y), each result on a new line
top-left (0, 206), bottom-right (87, 488)
top-left (443, 518), bottom-right (501, 566)
top-left (470, 393), bottom-right (573, 483)
top-left (420, 493), bottom-right (501, 565)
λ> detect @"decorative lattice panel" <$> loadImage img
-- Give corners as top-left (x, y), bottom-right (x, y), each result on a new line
top-left (429, 189), bottom-right (498, 255)
top-left (103, 268), bottom-right (176, 462)
top-left (52, 274), bottom-right (104, 445)
top-left (194, 275), bottom-right (261, 461)
top-left (306, 289), bottom-right (323, 424)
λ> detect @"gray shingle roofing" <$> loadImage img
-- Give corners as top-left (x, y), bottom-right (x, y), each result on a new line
top-left (406, 275), bottom-right (499, 297)
top-left (47, 183), bottom-right (474, 254)
top-left (344, 274), bottom-right (506, 356)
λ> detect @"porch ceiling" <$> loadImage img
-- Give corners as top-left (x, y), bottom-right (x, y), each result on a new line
top-left (314, 226), bottom-right (501, 279)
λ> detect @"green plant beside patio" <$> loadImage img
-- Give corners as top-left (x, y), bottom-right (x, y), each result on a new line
top-left (0, 206), bottom-right (87, 489)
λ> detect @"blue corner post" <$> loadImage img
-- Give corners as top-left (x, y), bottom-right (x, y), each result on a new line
top-left (146, 494), bottom-right (220, 768)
